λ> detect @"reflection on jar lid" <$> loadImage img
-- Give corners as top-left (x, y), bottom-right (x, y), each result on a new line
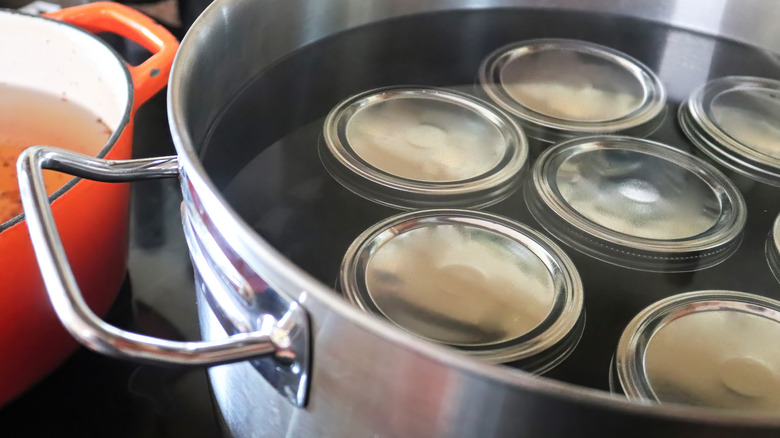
top-left (339, 209), bottom-right (584, 372)
top-left (680, 76), bottom-right (780, 187)
top-left (524, 136), bottom-right (746, 272)
top-left (479, 39), bottom-right (666, 143)
top-left (768, 214), bottom-right (780, 284)
top-left (615, 291), bottom-right (780, 414)
top-left (321, 86), bottom-right (528, 209)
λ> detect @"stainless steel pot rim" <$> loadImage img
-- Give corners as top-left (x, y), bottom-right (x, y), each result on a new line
top-left (524, 135), bottom-right (747, 272)
top-left (320, 86), bottom-right (529, 209)
top-left (338, 209), bottom-right (584, 365)
top-left (680, 76), bottom-right (780, 187)
top-left (615, 290), bottom-right (780, 410)
top-left (478, 38), bottom-right (666, 140)
top-left (768, 214), bottom-right (780, 284)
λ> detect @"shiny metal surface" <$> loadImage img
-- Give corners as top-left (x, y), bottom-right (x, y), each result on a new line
top-left (616, 291), bottom-right (780, 413)
top-left (321, 86), bottom-right (527, 209)
top-left (181, 198), bottom-right (310, 406)
top-left (339, 209), bottom-right (582, 366)
top-left (16, 147), bottom-right (310, 389)
top-left (337, 89), bottom-right (507, 181)
top-left (554, 144), bottom-right (718, 239)
top-left (680, 76), bottom-right (780, 187)
top-left (768, 214), bottom-right (780, 284)
top-left (479, 39), bottom-right (665, 141)
top-left (525, 136), bottom-right (746, 272)
top-left (166, 0), bottom-right (780, 436)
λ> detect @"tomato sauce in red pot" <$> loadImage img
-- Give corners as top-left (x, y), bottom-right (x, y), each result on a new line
top-left (0, 83), bottom-right (111, 223)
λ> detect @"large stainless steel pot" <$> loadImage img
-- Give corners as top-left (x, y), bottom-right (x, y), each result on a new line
top-left (16, 0), bottom-right (780, 436)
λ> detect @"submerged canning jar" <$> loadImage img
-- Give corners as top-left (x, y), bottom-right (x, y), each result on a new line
top-left (320, 86), bottom-right (529, 209)
top-left (679, 76), bottom-right (780, 187)
top-left (768, 214), bottom-right (780, 284)
top-left (524, 136), bottom-right (747, 272)
top-left (339, 209), bottom-right (584, 373)
top-left (479, 39), bottom-right (667, 143)
top-left (613, 290), bottom-right (780, 414)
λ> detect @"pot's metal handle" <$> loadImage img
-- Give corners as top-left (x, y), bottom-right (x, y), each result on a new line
top-left (17, 146), bottom-right (304, 367)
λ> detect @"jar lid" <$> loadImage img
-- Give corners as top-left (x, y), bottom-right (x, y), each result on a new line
top-left (339, 209), bottom-right (584, 370)
top-left (479, 39), bottom-right (666, 142)
top-left (524, 136), bottom-right (747, 272)
top-left (615, 290), bottom-right (780, 413)
top-left (679, 76), bottom-right (780, 187)
top-left (768, 214), bottom-right (780, 284)
top-left (321, 86), bottom-right (528, 209)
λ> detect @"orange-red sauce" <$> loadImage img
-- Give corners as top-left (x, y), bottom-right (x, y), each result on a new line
top-left (0, 84), bottom-right (112, 223)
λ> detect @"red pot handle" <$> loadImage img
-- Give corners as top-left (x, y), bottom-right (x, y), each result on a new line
top-left (45, 2), bottom-right (179, 110)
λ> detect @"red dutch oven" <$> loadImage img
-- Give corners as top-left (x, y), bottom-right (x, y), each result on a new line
top-left (0, 2), bottom-right (177, 406)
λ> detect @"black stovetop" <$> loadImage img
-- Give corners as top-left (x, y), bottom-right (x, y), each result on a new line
top-left (0, 90), bottom-right (222, 437)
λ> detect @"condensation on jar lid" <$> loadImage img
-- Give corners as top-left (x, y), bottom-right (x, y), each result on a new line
top-left (768, 214), bottom-right (780, 284)
top-left (524, 136), bottom-right (746, 272)
top-left (615, 291), bottom-right (780, 414)
top-left (339, 209), bottom-right (584, 369)
top-left (479, 39), bottom-right (666, 142)
top-left (320, 86), bottom-right (528, 209)
top-left (679, 76), bottom-right (780, 187)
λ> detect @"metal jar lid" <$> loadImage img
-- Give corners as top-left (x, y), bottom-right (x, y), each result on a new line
top-left (524, 136), bottom-right (747, 272)
top-left (768, 213), bottom-right (780, 284)
top-left (679, 76), bottom-right (780, 187)
top-left (615, 290), bottom-right (780, 414)
top-left (321, 86), bottom-right (529, 209)
top-left (339, 209), bottom-right (584, 371)
top-left (479, 39), bottom-right (666, 142)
